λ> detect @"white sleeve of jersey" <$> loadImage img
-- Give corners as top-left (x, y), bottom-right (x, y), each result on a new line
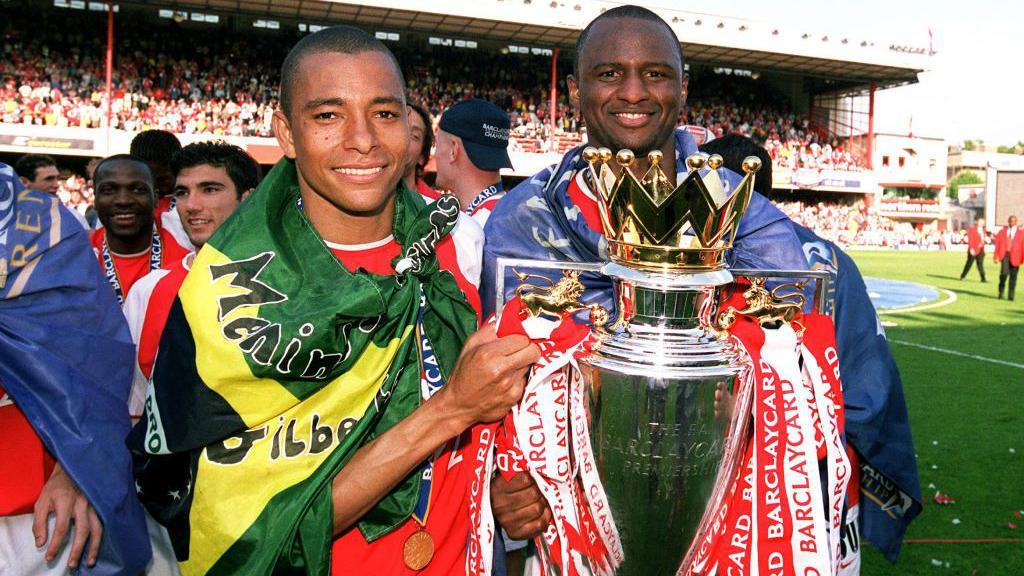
top-left (123, 268), bottom-right (170, 420)
top-left (161, 208), bottom-right (195, 253)
top-left (450, 212), bottom-right (484, 290)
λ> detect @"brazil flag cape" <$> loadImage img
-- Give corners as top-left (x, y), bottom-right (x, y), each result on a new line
top-left (128, 159), bottom-right (477, 575)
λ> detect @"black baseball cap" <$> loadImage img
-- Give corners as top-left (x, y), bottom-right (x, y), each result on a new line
top-left (439, 98), bottom-right (513, 171)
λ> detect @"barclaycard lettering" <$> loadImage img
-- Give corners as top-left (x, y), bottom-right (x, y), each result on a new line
top-left (781, 376), bottom-right (817, 555)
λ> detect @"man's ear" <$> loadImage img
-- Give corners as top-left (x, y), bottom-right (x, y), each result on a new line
top-left (272, 110), bottom-right (297, 159)
top-left (18, 176), bottom-right (30, 188)
top-left (567, 75), bottom-right (581, 111)
top-left (449, 137), bottom-right (463, 165)
top-left (680, 73), bottom-right (690, 110)
top-left (240, 188), bottom-right (254, 202)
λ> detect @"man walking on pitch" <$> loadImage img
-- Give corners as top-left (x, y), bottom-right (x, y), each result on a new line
top-left (994, 215), bottom-right (1023, 300)
top-left (960, 217), bottom-right (987, 282)
top-left (129, 26), bottom-right (537, 575)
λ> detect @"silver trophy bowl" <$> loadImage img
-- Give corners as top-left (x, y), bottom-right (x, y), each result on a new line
top-left (580, 263), bottom-right (749, 575)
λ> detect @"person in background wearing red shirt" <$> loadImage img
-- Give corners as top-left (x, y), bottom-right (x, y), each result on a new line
top-left (89, 155), bottom-right (191, 305)
top-left (125, 140), bottom-right (260, 422)
top-left (994, 215), bottom-right (1023, 301)
top-left (960, 217), bottom-right (987, 282)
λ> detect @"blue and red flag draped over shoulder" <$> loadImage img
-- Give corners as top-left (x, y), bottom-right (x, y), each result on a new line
top-left (794, 224), bottom-right (922, 562)
top-left (0, 164), bottom-right (151, 575)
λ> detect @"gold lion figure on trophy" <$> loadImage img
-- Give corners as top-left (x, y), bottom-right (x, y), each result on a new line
top-left (716, 277), bottom-right (808, 331)
top-left (513, 269), bottom-right (608, 327)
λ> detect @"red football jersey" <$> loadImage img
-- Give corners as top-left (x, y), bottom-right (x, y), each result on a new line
top-left (328, 231), bottom-right (482, 575)
top-left (90, 225), bottom-right (192, 301)
top-left (0, 384), bottom-right (56, 516)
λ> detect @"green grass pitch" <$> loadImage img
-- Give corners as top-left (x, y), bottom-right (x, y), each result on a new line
top-left (850, 250), bottom-right (1024, 575)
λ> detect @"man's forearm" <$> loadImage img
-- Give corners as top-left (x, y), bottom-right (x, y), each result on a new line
top-left (330, 389), bottom-right (472, 535)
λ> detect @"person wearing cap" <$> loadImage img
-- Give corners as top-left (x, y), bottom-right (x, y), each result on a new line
top-left (435, 98), bottom-right (513, 228)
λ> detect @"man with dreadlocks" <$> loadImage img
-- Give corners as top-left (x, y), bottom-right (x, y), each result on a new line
top-left (129, 26), bottom-right (537, 576)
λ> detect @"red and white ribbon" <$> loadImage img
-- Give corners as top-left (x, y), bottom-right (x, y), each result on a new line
top-left (685, 312), bottom-right (850, 576)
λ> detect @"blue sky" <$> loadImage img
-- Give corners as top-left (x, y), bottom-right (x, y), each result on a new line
top-left (646, 0), bottom-right (1022, 145)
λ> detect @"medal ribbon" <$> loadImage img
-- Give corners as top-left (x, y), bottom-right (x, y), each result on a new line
top-left (412, 287), bottom-right (446, 525)
top-left (101, 226), bottom-right (163, 305)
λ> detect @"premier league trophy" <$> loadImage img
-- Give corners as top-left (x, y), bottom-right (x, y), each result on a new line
top-left (577, 148), bottom-right (757, 575)
top-left (498, 147), bottom-right (803, 575)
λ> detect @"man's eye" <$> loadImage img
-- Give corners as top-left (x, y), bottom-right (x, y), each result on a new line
top-left (174, 190), bottom-right (188, 198)
top-left (598, 70), bottom-right (618, 78)
top-left (376, 110), bottom-right (399, 119)
top-left (314, 112), bottom-right (337, 120)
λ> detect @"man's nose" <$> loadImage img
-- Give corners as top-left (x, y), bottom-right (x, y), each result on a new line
top-left (617, 71), bottom-right (648, 104)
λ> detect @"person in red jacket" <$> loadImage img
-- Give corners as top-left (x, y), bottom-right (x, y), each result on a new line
top-left (994, 215), bottom-right (1023, 301)
top-left (960, 217), bottom-right (988, 282)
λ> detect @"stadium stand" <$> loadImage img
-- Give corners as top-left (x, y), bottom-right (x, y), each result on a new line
top-left (1, 6), bottom-right (863, 168)
top-left (5, 2), bottom-right (931, 247)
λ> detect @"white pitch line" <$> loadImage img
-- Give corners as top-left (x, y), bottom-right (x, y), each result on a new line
top-left (878, 288), bottom-right (958, 315)
top-left (889, 339), bottom-right (1024, 370)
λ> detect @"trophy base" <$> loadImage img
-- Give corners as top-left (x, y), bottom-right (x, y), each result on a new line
top-left (578, 366), bottom-right (733, 576)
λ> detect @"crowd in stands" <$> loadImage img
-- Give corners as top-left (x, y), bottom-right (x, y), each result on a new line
top-left (56, 173), bottom-right (95, 222)
top-left (776, 200), bottom-right (954, 249)
top-left (2, 6), bottom-right (865, 169)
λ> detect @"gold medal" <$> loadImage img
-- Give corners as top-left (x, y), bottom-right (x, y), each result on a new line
top-left (402, 529), bottom-right (434, 571)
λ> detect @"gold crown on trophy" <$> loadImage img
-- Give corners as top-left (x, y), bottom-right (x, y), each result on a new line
top-left (582, 146), bottom-right (762, 272)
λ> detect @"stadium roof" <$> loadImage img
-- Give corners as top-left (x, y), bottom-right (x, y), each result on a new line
top-left (132, 0), bottom-right (931, 89)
